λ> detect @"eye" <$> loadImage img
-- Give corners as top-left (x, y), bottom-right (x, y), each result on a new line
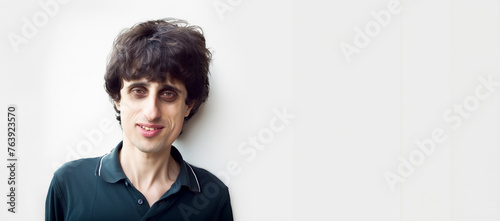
top-left (130, 88), bottom-right (147, 98)
top-left (132, 88), bottom-right (144, 93)
top-left (160, 91), bottom-right (177, 102)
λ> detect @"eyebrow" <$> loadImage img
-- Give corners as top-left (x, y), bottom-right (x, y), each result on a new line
top-left (126, 81), bottom-right (182, 94)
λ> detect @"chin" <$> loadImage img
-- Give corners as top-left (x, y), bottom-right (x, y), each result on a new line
top-left (136, 145), bottom-right (163, 154)
top-left (136, 139), bottom-right (169, 153)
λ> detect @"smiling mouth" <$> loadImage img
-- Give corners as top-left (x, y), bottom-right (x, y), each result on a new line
top-left (137, 124), bottom-right (164, 137)
top-left (140, 125), bottom-right (162, 131)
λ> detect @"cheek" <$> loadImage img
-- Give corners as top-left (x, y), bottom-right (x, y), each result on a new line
top-left (164, 106), bottom-right (183, 121)
top-left (162, 104), bottom-right (188, 125)
top-left (174, 103), bottom-right (190, 119)
top-left (119, 101), bottom-right (139, 122)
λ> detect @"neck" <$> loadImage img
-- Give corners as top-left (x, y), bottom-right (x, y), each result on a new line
top-left (119, 141), bottom-right (179, 191)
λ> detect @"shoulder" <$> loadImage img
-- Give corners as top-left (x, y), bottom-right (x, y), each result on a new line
top-left (187, 163), bottom-right (229, 192)
top-left (48, 157), bottom-right (102, 203)
top-left (52, 157), bottom-right (102, 186)
top-left (55, 157), bottom-right (101, 176)
top-left (185, 164), bottom-right (234, 219)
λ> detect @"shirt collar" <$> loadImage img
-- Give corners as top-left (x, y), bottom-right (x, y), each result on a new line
top-left (96, 141), bottom-right (201, 193)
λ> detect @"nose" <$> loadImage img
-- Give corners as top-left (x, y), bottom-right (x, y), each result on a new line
top-left (143, 95), bottom-right (161, 122)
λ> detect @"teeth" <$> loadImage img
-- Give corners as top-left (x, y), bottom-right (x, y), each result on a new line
top-left (141, 126), bottom-right (157, 131)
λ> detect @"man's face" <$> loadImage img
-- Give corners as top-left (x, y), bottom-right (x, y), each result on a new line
top-left (115, 77), bottom-right (193, 154)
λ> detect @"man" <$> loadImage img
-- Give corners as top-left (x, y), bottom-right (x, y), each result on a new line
top-left (46, 18), bottom-right (233, 220)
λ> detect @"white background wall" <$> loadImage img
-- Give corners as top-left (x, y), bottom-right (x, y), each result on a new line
top-left (0, 0), bottom-right (499, 220)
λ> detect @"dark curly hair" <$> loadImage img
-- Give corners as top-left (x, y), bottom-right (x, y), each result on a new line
top-left (104, 18), bottom-right (211, 124)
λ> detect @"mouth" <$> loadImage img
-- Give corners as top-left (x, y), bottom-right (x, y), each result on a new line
top-left (140, 125), bottom-right (162, 131)
top-left (136, 124), bottom-right (164, 137)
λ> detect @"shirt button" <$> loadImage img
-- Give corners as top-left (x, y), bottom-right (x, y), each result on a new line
top-left (138, 199), bottom-right (144, 205)
top-left (124, 181), bottom-right (129, 187)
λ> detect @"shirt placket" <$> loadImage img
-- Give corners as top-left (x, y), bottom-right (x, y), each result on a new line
top-left (123, 179), bottom-right (150, 217)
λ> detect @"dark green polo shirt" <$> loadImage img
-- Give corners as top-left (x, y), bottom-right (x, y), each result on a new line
top-left (45, 142), bottom-right (233, 221)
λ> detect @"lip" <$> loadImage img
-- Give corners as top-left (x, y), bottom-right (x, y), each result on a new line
top-left (136, 123), bottom-right (164, 138)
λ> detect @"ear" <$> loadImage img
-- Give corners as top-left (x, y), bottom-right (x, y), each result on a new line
top-left (184, 100), bottom-right (196, 117)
